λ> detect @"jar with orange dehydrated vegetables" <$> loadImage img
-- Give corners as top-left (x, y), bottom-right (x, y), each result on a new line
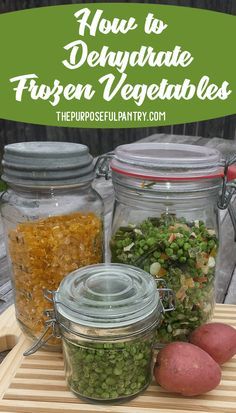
top-left (0, 142), bottom-right (104, 349)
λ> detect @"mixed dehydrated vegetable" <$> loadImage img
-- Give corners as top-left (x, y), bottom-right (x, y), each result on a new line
top-left (110, 214), bottom-right (218, 342)
top-left (63, 334), bottom-right (155, 401)
top-left (9, 212), bottom-right (103, 342)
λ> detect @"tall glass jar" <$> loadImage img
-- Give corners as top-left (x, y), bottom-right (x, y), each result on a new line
top-left (109, 143), bottom-right (226, 343)
top-left (44, 263), bottom-right (173, 403)
top-left (0, 142), bottom-right (104, 348)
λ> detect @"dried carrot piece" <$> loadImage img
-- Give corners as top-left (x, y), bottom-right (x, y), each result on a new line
top-left (159, 268), bottom-right (167, 276)
top-left (9, 211), bottom-right (103, 344)
top-left (160, 253), bottom-right (168, 260)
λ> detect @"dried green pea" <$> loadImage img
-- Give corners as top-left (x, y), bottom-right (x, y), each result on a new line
top-left (111, 214), bottom-right (218, 343)
top-left (64, 335), bottom-right (154, 401)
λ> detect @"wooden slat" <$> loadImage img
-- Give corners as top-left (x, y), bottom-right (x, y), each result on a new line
top-left (0, 305), bottom-right (236, 412)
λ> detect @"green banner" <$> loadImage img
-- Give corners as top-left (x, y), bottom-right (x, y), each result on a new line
top-left (0, 3), bottom-right (235, 127)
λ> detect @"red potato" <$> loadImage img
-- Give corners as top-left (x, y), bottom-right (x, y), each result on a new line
top-left (190, 322), bottom-right (236, 365)
top-left (154, 342), bottom-right (221, 396)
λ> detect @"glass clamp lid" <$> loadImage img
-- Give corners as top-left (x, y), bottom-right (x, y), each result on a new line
top-left (55, 263), bottom-right (161, 329)
top-left (110, 143), bottom-right (224, 181)
top-left (23, 264), bottom-right (175, 356)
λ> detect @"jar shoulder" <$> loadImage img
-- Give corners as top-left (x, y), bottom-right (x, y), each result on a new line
top-left (0, 186), bottom-right (104, 222)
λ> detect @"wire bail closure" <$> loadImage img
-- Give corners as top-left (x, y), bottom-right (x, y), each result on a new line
top-left (218, 155), bottom-right (236, 241)
top-left (94, 152), bottom-right (114, 180)
top-left (23, 290), bottom-right (61, 356)
top-left (218, 154), bottom-right (236, 210)
top-left (155, 278), bottom-right (176, 313)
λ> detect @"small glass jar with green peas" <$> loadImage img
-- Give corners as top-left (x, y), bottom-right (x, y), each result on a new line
top-left (35, 264), bottom-right (174, 403)
top-left (103, 143), bottom-right (236, 343)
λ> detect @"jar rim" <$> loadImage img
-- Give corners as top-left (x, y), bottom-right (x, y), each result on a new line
top-left (111, 143), bottom-right (224, 180)
top-left (111, 164), bottom-right (223, 182)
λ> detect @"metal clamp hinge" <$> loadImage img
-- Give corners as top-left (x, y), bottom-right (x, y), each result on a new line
top-left (94, 152), bottom-right (114, 180)
top-left (218, 155), bottom-right (236, 241)
top-left (23, 290), bottom-right (61, 356)
top-left (155, 278), bottom-right (176, 313)
top-left (23, 312), bottom-right (61, 356)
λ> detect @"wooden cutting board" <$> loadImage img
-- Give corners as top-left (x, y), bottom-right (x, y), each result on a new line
top-left (0, 304), bottom-right (235, 413)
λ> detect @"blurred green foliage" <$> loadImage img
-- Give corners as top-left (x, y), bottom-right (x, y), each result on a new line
top-left (0, 180), bottom-right (7, 191)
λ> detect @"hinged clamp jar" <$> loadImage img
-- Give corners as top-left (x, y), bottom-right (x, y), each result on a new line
top-left (96, 143), bottom-right (236, 343)
top-left (24, 263), bottom-right (174, 403)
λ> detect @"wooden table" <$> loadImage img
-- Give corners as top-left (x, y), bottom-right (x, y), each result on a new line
top-left (0, 303), bottom-right (235, 413)
top-left (0, 134), bottom-right (236, 318)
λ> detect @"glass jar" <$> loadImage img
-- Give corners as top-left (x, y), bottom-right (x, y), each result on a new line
top-left (0, 142), bottom-right (104, 348)
top-left (107, 143), bottom-right (231, 343)
top-left (31, 263), bottom-right (174, 403)
top-left (0, 214), bottom-right (6, 259)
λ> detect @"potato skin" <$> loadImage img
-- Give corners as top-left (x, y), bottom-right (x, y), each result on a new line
top-left (154, 342), bottom-right (221, 396)
top-left (190, 322), bottom-right (236, 365)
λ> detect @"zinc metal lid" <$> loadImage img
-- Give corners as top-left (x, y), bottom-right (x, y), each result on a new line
top-left (111, 143), bottom-right (224, 180)
top-left (55, 263), bottom-right (160, 328)
top-left (2, 142), bottom-right (94, 186)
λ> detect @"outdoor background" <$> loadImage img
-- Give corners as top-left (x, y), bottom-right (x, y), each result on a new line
top-left (0, 0), bottom-right (236, 156)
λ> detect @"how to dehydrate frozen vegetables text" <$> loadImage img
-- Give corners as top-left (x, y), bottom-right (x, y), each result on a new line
top-left (10, 8), bottom-right (231, 107)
